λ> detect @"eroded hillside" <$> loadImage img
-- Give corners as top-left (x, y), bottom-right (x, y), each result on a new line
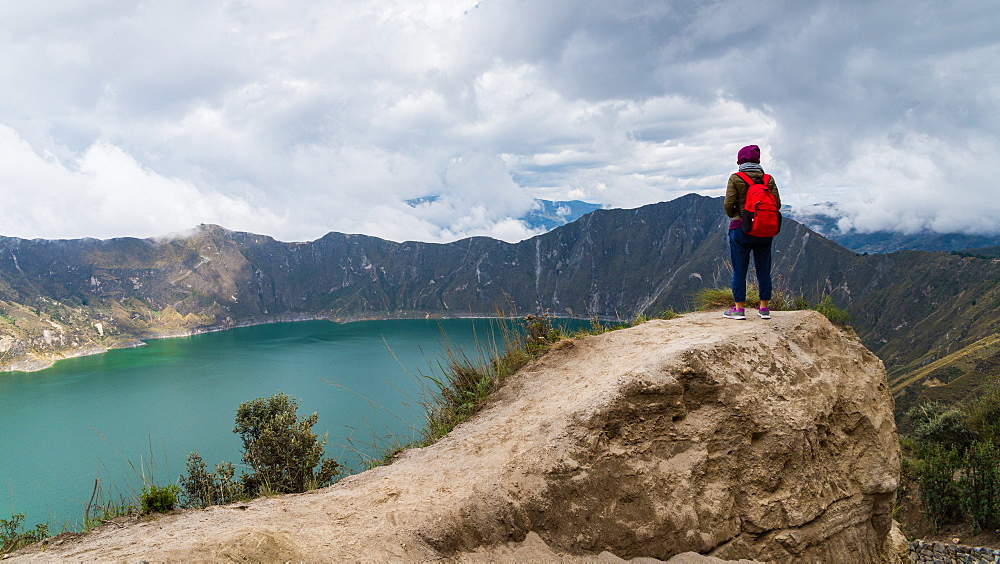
top-left (1, 196), bottom-right (998, 383)
top-left (11, 311), bottom-right (907, 562)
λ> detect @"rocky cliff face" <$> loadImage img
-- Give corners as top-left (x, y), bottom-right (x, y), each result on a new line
top-left (12, 311), bottom-right (908, 562)
top-left (0, 194), bottom-right (997, 377)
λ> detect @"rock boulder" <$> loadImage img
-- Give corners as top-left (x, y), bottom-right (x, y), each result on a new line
top-left (13, 310), bottom-right (906, 562)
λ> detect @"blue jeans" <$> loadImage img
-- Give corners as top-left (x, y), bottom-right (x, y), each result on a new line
top-left (729, 228), bottom-right (773, 303)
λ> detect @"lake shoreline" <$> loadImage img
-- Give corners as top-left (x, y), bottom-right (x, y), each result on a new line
top-left (0, 311), bottom-right (512, 374)
top-left (1, 306), bottom-right (606, 374)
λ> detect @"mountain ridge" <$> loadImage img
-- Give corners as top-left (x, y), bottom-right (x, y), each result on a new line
top-left (0, 194), bottom-right (997, 385)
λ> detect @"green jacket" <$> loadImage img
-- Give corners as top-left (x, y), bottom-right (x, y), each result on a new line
top-left (724, 171), bottom-right (781, 219)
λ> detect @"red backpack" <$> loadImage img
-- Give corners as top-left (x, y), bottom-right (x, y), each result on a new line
top-left (736, 172), bottom-right (781, 237)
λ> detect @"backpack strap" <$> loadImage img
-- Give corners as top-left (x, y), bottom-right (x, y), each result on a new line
top-left (736, 172), bottom-right (772, 188)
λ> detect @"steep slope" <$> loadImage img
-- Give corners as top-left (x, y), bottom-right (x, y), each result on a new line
top-left (11, 311), bottom-right (906, 562)
top-left (836, 252), bottom-right (1000, 378)
top-left (890, 332), bottom-right (1000, 420)
top-left (0, 194), bottom-right (997, 382)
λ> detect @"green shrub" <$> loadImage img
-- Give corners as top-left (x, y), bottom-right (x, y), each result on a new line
top-left (523, 310), bottom-right (561, 352)
top-left (811, 294), bottom-right (850, 325)
top-left (1, 513), bottom-right (49, 554)
top-left (179, 452), bottom-right (244, 508)
top-left (235, 393), bottom-right (341, 495)
top-left (907, 402), bottom-right (977, 453)
top-left (967, 384), bottom-right (1000, 440)
top-left (179, 393), bottom-right (341, 508)
top-left (139, 483), bottom-right (179, 514)
top-left (959, 439), bottom-right (1000, 534)
top-left (905, 389), bottom-right (1000, 534)
top-left (789, 295), bottom-right (810, 310)
top-left (915, 443), bottom-right (963, 531)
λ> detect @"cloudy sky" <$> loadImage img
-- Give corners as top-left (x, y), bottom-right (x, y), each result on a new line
top-left (1, 1), bottom-right (998, 243)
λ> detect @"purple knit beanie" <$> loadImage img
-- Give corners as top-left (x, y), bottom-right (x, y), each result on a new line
top-left (737, 145), bottom-right (761, 164)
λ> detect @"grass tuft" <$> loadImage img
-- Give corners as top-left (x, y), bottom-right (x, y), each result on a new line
top-left (82, 475), bottom-right (136, 531)
top-left (139, 484), bottom-right (178, 514)
top-left (420, 308), bottom-right (564, 444)
top-left (693, 285), bottom-right (849, 326)
top-left (694, 287), bottom-right (743, 310)
top-left (811, 295), bottom-right (850, 325)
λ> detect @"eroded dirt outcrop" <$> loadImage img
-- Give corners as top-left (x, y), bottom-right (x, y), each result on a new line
top-left (12, 310), bottom-right (906, 562)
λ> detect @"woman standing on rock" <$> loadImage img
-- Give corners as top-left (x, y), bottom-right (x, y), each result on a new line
top-left (723, 144), bottom-right (781, 320)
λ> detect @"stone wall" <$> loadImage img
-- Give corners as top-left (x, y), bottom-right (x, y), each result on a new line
top-left (909, 540), bottom-right (1000, 563)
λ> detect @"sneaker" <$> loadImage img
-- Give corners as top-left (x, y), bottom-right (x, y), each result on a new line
top-left (723, 307), bottom-right (746, 320)
top-left (758, 308), bottom-right (771, 319)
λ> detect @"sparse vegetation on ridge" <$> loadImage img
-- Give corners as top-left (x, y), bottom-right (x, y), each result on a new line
top-left (0, 392), bottom-right (343, 551)
top-left (82, 479), bottom-right (135, 531)
top-left (178, 392), bottom-right (341, 509)
top-left (0, 513), bottom-right (48, 554)
top-left (891, 333), bottom-right (1000, 429)
top-left (75, 432), bottom-right (181, 532)
top-left (693, 285), bottom-right (846, 325)
top-left (419, 309), bottom-right (564, 446)
top-left (366, 307), bottom-right (679, 469)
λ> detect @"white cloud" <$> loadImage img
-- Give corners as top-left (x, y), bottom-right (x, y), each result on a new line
top-left (0, 0), bottom-right (997, 242)
top-left (0, 125), bottom-right (283, 240)
top-left (401, 151), bottom-right (541, 242)
top-left (817, 133), bottom-right (1000, 235)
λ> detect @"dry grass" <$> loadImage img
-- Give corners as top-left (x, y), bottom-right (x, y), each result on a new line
top-left (420, 310), bottom-right (563, 444)
top-left (694, 285), bottom-right (805, 311)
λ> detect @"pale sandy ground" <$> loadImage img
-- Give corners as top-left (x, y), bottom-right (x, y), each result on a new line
top-left (8, 310), bottom-right (882, 562)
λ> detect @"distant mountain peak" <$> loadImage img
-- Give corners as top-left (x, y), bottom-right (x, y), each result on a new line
top-left (403, 196), bottom-right (605, 235)
top-left (520, 199), bottom-right (606, 231)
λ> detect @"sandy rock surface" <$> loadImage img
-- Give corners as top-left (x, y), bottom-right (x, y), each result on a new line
top-left (11, 310), bottom-right (905, 562)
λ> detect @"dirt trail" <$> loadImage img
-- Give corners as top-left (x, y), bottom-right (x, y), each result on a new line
top-left (10, 310), bottom-right (901, 562)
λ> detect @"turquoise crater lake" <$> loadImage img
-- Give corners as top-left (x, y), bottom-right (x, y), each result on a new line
top-left (0, 318), bottom-right (512, 530)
